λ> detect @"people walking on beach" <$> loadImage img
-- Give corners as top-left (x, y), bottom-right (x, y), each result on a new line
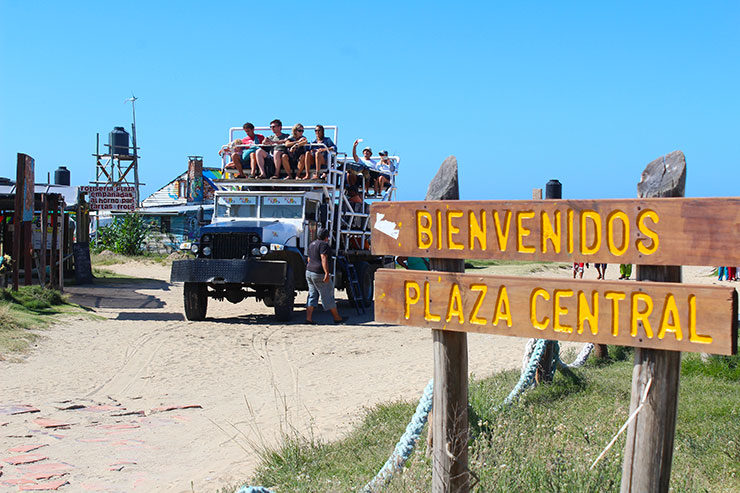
top-left (619, 264), bottom-right (632, 280)
top-left (718, 266), bottom-right (729, 281)
top-left (573, 262), bottom-right (585, 279)
top-left (595, 263), bottom-right (607, 280)
top-left (305, 227), bottom-right (348, 325)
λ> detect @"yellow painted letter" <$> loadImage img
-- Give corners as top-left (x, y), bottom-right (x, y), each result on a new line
top-left (446, 210), bottom-right (464, 250)
top-left (541, 210), bottom-right (562, 253)
top-left (605, 291), bottom-right (626, 336)
top-left (416, 211), bottom-right (433, 249)
top-left (636, 209), bottom-right (660, 255)
top-left (469, 284), bottom-right (488, 325)
top-left (631, 292), bottom-right (654, 338)
top-left (404, 281), bottom-right (420, 319)
top-left (553, 289), bottom-right (574, 333)
top-left (493, 210), bottom-right (512, 251)
top-left (445, 283), bottom-right (464, 324)
top-left (688, 295), bottom-right (713, 344)
top-left (492, 286), bottom-right (512, 327)
top-left (517, 211), bottom-right (536, 253)
top-left (424, 281), bottom-right (441, 322)
top-left (657, 294), bottom-right (683, 341)
top-left (530, 288), bottom-right (550, 330)
top-left (469, 210), bottom-right (487, 251)
top-left (607, 210), bottom-right (629, 256)
top-left (580, 210), bottom-right (602, 255)
top-left (577, 290), bottom-right (599, 335)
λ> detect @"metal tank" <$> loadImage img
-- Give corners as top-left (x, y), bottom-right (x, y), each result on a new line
top-left (109, 126), bottom-right (130, 156)
top-left (54, 166), bottom-right (70, 186)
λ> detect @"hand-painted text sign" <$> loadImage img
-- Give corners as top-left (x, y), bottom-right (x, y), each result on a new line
top-left (374, 269), bottom-right (737, 355)
top-left (79, 186), bottom-right (136, 211)
top-left (370, 198), bottom-right (740, 266)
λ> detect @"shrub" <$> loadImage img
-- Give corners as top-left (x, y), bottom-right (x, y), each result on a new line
top-left (95, 213), bottom-right (150, 255)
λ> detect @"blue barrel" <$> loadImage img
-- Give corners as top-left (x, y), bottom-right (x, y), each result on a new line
top-left (54, 166), bottom-right (70, 186)
top-left (109, 126), bottom-right (130, 156)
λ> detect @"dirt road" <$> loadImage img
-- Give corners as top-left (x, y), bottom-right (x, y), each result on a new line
top-left (1, 262), bottom-right (555, 492)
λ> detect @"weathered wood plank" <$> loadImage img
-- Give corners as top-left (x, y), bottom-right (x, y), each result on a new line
top-left (621, 150), bottom-right (685, 493)
top-left (427, 156), bottom-right (470, 493)
top-left (374, 270), bottom-right (737, 355)
top-left (370, 197), bottom-right (740, 266)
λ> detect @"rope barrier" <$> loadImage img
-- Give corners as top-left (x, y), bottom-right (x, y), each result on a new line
top-left (362, 379), bottom-right (434, 492)
top-left (236, 486), bottom-right (273, 493)
top-left (238, 340), bottom-right (594, 493)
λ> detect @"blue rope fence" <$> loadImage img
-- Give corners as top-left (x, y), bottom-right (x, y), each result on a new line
top-left (362, 379), bottom-right (434, 492)
top-left (237, 340), bottom-right (591, 493)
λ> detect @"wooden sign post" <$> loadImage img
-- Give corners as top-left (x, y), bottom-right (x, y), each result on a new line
top-left (426, 157), bottom-right (470, 492)
top-left (371, 151), bottom-right (738, 492)
top-left (620, 150), bottom-right (684, 492)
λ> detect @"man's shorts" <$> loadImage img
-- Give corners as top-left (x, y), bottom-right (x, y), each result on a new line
top-left (573, 262), bottom-right (584, 273)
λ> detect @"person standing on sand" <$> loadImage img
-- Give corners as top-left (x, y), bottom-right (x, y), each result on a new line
top-left (619, 263), bottom-right (632, 280)
top-left (305, 228), bottom-right (348, 325)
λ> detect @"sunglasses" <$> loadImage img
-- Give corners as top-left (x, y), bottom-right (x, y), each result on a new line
top-left (297, 129), bottom-right (304, 133)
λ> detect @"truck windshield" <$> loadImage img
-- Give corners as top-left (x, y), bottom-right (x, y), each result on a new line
top-left (216, 196), bottom-right (258, 218)
top-left (261, 196), bottom-right (303, 219)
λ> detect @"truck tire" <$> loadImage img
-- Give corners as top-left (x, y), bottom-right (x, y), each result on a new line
top-left (184, 282), bottom-right (208, 321)
top-left (349, 261), bottom-right (374, 307)
top-left (273, 265), bottom-right (295, 321)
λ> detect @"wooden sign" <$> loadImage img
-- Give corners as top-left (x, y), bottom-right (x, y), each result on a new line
top-left (371, 198), bottom-right (740, 266)
top-left (374, 269), bottom-right (737, 355)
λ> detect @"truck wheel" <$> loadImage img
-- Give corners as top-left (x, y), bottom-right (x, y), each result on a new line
top-left (273, 266), bottom-right (295, 321)
top-left (349, 261), bottom-right (374, 307)
top-left (184, 282), bottom-right (208, 321)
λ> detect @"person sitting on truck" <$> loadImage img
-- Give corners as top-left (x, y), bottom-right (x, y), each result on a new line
top-left (308, 124), bottom-right (337, 180)
top-left (287, 123), bottom-right (310, 180)
top-left (375, 150), bottom-right (395, 196)
top-left (305, 227), bottom-right (348, 325)
top-left (254, 119), bottom-right (292, 179)
top-left (232, 122), bottom-right (267, 178)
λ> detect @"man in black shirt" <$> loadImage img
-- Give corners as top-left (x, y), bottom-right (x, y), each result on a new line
top-left (305, 228), bottom-right (348, 324)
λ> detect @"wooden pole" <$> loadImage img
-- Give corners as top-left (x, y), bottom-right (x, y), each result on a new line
top-left (59, 201), bottom-right (65, 292)
top-left (620, 151), bottom-right (686, 493)
top-left (23, 221), bottom-right (32, 286)
top-left (49, 196), bottom-right (58, 290)
top-left (40, 195), bottom-right (47, 287)
top-left (428, 156), bottom-right (469, 493)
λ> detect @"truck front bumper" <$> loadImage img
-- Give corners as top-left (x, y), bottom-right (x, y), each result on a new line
top-left (170, 259), bottom-right (287, 285)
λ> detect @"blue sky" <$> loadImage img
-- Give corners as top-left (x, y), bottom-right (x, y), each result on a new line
top-left (1, 1), bottom-right (738, 202)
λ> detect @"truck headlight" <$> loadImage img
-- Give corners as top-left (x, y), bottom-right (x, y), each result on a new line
top-left (259, 245), bottom-right (269, 255)
top-left (191, 243), bottom-right (199, 253)
top-left (202, 246), bottom-right (212, 256)
top-left (251, 247), bottom-right (260, 256)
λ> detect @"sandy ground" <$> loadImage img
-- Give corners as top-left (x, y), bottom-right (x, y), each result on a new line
top-left (0, 262), bottom-right (721, 492)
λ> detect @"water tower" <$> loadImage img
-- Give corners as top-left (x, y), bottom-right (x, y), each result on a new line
top-left (90, 96), bottom-right (143, 205)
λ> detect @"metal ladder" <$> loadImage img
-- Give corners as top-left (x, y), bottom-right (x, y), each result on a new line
top-left (337, 255), bottom-right (365, 315)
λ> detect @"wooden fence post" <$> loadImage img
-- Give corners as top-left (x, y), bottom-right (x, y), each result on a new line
top-left (428, 156), bottom-right (469, 492)
top-left (620, 151), bottom-right (686, 493)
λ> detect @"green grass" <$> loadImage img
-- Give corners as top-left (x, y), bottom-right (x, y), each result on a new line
top-left (91, 251), bottom-right (177, 266)
top-left (229, 349), bottom-right (740, 492)
top-left (0, 285), bottom-right (101, 356)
